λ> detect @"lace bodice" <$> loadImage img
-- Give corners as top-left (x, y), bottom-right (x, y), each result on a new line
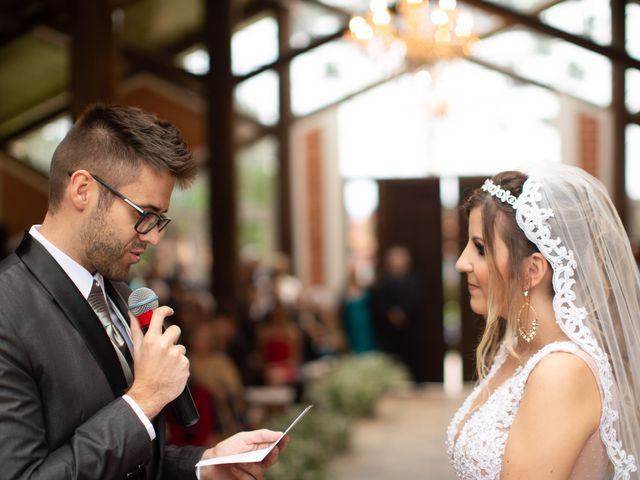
top-left (446, 341), bottom-right (606, 480)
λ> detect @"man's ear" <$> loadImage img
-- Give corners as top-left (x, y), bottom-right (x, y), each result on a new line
top-left (524, 252), bottom-right (549, 289)
top-left (68, 170), bottom-right (93, 211)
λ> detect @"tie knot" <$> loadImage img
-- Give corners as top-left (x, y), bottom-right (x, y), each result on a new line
top-left (88, 281), bottom-right (109, 317)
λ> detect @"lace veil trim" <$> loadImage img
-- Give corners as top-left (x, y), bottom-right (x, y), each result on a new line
top-left (514, 177), bottom-right (637, 479)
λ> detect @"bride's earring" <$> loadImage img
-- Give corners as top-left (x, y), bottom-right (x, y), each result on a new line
top-left (517, 288), bottom-right (538, 343)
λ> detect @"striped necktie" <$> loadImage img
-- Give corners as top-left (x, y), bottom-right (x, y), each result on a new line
top-left (88, 280), bottom-right (133, 384)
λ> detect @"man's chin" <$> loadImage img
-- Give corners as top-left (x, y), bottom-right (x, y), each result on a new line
top-left (99, 262), bottom-right (131, 282)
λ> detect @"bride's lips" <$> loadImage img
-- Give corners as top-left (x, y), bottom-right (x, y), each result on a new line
top-left (468, 282), bottom-right (480, 291)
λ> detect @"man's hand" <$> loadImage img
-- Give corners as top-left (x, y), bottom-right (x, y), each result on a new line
top-left (126, 306), bottom-right (189, 419)
top-left (198, 430), bottom-right (289, 480)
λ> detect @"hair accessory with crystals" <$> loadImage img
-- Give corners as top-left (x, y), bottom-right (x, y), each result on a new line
top-left (481, 179), bottom-right (518, 207)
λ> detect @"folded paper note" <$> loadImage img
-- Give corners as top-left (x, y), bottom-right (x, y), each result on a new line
top-left (195, 405), bottom-right (313, 468)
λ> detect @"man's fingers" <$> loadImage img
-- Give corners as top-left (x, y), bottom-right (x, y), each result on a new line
top-left (238, 429), bottom-right (283, 447)
top-left (146, 306), bottom-right (174, 336)
top-left (128, 312), bottom-right (142, 350)
top-left (172, 344), bottom-right (187, 357)
top-left (230, 463), bottom-right (263, 480)
top-left (274, 435), bottom-right (289, 453)
top-left (260, 445), bottom-right (281, 469)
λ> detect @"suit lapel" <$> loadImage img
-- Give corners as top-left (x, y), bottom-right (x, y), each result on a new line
top-left (15, 233), bottom-right (129, 397)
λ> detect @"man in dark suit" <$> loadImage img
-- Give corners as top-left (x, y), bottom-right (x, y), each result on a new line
top-left (0, 105), bottom-right (285, 479)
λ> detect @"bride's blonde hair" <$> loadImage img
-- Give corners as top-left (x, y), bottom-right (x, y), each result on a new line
top-left (462, 171), bottom-right (540, 379)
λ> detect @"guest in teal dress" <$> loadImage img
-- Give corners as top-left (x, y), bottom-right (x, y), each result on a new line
top-left (340, 266), bottom-right (376, 354)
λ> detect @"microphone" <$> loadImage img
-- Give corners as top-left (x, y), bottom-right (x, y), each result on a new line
top-left (128, 287), bottom-right (200, 427)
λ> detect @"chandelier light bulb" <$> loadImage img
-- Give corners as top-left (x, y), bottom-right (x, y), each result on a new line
top-left (455, 12), bottom-right (474, 37)
top-left (434, 27), bottom-right (451, 44)
top-left (370, 0), bottom-right (389, 13)
top-left (372, 9), bottom-right (392, 25)
top-left (439, 0), bottom-right (457, 11)
top-left (431, 8), bottom-right (449, 26)
top-left (349, 16), bottom-right (374, 40)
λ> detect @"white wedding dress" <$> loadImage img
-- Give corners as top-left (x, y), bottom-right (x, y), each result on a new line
top-left (447, 341), bottom-right (608, 480)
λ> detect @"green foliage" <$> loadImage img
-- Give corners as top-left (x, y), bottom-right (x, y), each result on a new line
top-left (265, 408), bottom-right (350, 480)
top-left (265, 353), bottom-right (409, 480)
top-left (306, 352), bottom-right (410, 418)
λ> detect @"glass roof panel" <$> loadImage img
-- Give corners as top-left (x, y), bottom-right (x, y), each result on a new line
top-left (477, 0), bottom-right (558, 14)
top-left (232, 16), bottom-right (279, 76)
top-left (466, 5), bottom-right (507, 37)
top-left (627, 69), bottom-right (640, 115)
top-left (539, 0), bottom-right (610, 46)
top-left (177, 16), bottom-right (278, 77)
top-left (628, 3), bottom-right (640, 61)
top-left (7, 115), bottom-right (72, 174)
top-left (179, 45), bottom-right (209, 75)
top-left (235, 70), bottom-right (279, 126)
top-left (316, 0), bottom-right (370, 14)
top-left (291, 38), bottom-right (405, 116)
top-left (473, 26), bottom-right (611, 106)
top-left (289, 1), bottom-right (348, 50)
top-left (627, 125), bottom-right (640, 201)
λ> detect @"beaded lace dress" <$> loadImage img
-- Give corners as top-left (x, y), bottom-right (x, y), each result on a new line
top-left (446, 341), bottom-right (608, 480)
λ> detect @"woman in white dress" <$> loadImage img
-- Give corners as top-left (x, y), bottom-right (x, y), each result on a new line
top-left (447, 164), bottom-right (640, 479)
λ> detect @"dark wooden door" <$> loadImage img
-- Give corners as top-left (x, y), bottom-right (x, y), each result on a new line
top-left (376, 178), bottom-right (444, 382)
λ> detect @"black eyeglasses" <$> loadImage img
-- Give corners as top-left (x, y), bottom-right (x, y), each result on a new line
top-left (89, 173), bottom-right (171, 234)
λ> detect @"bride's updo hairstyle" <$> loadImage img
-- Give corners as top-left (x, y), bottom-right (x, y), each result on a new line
top-left (462, 171), bottom-right (540, 379)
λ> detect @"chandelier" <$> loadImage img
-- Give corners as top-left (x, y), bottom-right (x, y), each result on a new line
top-left (348, 0), bottom-right (476, 66)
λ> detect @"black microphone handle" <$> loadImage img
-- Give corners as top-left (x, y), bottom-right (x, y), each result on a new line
top-left (172, 384), bottom-right (200, 427)
top-left (137, 321), bottom-right (199, 427)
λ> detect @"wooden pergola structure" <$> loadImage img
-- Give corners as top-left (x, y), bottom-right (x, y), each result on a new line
top-left (0, 0), bottom-right (638, 310)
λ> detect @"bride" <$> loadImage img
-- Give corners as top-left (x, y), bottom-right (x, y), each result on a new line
top-left (447, 163), bottom-right (640, 479)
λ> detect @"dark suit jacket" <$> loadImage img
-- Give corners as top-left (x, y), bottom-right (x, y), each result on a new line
top-left (0, 233), bottom-right (205, 479)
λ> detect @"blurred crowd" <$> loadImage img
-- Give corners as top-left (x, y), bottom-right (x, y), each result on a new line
top-left (133, 244), bottom-right (436, 447)
top-left (133, 252), bottom-right (351, 447)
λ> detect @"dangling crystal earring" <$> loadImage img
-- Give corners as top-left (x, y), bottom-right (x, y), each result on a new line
top-left (517, 288), bottom-right (538, 343)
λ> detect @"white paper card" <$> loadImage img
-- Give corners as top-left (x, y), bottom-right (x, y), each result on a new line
top-left (195, 405), bottom-right (313, 468)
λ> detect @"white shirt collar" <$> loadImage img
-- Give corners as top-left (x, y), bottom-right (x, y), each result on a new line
top-left (29, 225), bottom-right (105, 300)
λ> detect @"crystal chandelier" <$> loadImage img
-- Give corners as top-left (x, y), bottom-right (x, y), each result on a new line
top-left (348, 0), bottom-right (476, 66)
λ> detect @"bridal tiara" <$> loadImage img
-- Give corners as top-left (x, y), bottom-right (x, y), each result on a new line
top-left (481, 179), bottom-right (518, 208)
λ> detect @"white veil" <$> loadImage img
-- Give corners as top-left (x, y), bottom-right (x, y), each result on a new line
top-left (514, 162), bottom-right (640, 479)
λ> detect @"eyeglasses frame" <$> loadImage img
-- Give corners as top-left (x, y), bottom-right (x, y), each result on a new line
top-left (68, 171), bottom-right (171, 234)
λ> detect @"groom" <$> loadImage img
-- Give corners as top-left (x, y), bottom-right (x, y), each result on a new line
top-left (0, 104), bottom-right (286, 479)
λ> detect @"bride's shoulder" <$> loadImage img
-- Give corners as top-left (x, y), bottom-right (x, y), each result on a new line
top-left (520, 348), bottom-right (601, 427)
top-left (527, 350), bottom-right (597, 392)
top-left (502, 349), bottom-right (603, 478)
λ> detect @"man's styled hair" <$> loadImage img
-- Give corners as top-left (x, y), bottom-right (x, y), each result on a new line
top-left (48, 104), bottom-right (198, 212)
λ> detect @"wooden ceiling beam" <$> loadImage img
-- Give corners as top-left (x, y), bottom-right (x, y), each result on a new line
top-left (122, 46), bottom-right (206, 94)
top-left (460, 0), bottom-right (640, 70)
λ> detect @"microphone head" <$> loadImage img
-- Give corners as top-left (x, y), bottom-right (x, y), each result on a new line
top-left (128, 287), bottom-right (159, 328)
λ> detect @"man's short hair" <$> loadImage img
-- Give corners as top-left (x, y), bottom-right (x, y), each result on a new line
top-left (48, 104), bottom-right (198, 212)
